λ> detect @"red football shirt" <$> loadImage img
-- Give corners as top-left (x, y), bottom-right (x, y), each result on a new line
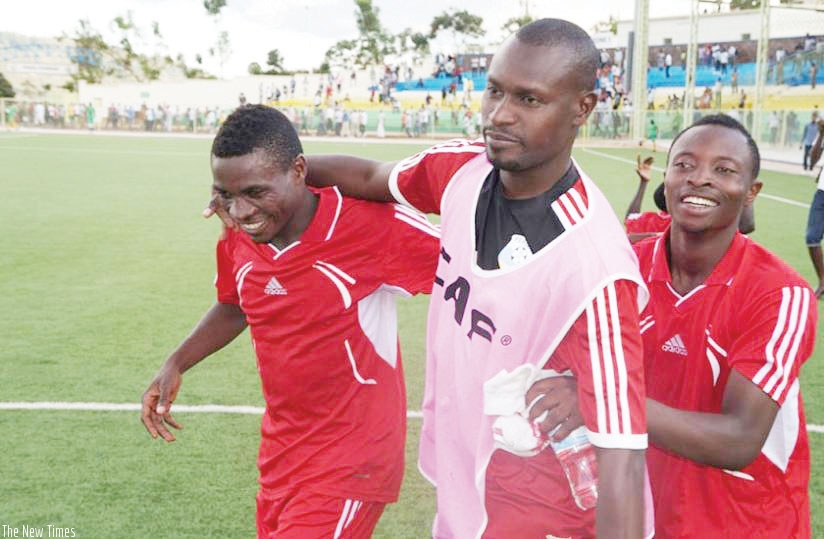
top-left (216, 187), bottom-right (440, 502)
top-left (389, 140), bottom-right (648, 537)
top-left (624, 211), bottom-right (671, 235)
top-left (635, 231), bottom-right (815, 538)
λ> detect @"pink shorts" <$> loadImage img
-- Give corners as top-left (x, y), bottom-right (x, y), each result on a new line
top-left (256, 488), bottom-right (385, 538)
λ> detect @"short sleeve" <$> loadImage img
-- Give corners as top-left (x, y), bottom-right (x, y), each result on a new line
top-left (625, 212), bottom-right (670, 235)
top-left (732, 285), bottom-right (816, 405)
top-left (546, 279), bottom-right (647, 450)
top-left (381, 203), bottom-right (441, 295)
top-left (215, 229), bottom-right (240, 305)
top-left (388, 139), bottom-right (486, 215)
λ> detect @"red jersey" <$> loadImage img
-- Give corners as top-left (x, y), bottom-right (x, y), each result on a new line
top-left (624, 211), bottom-right (671, 234)
top-left (390, 140), bottom-right (649, 538)
top-left (635, 231), bottom-right (815, 538)
top-left (216, 187), bottom-right (439, 503)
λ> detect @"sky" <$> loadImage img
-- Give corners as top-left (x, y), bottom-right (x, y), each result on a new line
top-left (2, 0), bottom-right (695, 77)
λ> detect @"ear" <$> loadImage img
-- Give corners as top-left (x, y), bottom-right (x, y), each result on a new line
top-left (292, 154), bottom-right (308, 183)
top-left (744, 179), bottom-right (763, 206)
top-left (574, 91), bottom-right (598, 127)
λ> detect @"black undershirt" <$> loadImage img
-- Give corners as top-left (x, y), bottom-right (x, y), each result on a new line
top-left (474, 163), bottom-right (580, 270)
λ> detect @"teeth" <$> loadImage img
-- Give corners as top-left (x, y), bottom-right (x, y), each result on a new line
top-left (242, 221), bottom-right (265, 232)
top-left (683, 196), bottom-right (717, 207)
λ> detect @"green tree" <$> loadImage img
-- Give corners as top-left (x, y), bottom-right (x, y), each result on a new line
top-left (352, 0), bottom-right (395, 66)
top-left (591, 15), bottom-right (618, 35)
top-left (204, 0), bottom-right (227, 16)
top-left (0, 72), bottom-right (15, 98)
top-left (324, 39), bottom-right (359, 70)
top-left (60, 19), bottom-right (110, 86)
top-left (429, 9), bottom-right (484, 50)
top-left (265, 49), bottom-right (285, 74)
top-left (211, 30), bottom-right (232, 76)
top-left (248, 62), bottom-right (262, 75)
top-left (501, 15), bottom-right (533, 35)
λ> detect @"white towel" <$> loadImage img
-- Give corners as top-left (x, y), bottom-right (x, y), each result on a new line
top-left (484, 365), bottom-right (572, 457)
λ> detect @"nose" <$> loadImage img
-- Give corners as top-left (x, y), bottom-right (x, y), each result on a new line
top-left (485, 94), bottom-right (515, 127)
top-left (228, 196), bottom-right (255, 221)
top-left (682, 163), bottom-right (713, 188)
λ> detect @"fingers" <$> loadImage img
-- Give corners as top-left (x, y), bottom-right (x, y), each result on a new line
top-left (547, 411), bottom-right (584, 442)
top-left (152, 410), bottom-right (180, 442)
top-left (141, 378), bottom-right (183, 443)
top-left (525, 376), bottom-right (580, 437)
top-left (140, 389), bottom-right (160, 439)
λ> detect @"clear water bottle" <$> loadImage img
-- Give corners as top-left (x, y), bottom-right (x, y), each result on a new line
top-left (549, 425), bottom-right (598, 510)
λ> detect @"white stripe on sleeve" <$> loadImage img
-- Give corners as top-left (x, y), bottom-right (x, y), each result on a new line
top-left (586, 300), bottom-right (607, 433)
top-left (333, 499), bottom-right (353, 539)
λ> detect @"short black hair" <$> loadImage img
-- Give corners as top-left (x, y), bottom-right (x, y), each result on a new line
top-left (211, 104), bottom-right (302, 171)
top-left (668, 113), bottom-right (760, 178)
top-left (515, 18), bottom-right (599, 93)
top-left (653, 183), bottom-right (667, 212)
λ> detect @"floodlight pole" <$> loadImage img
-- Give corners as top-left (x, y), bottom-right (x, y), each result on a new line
top-left (631, 0), bottom-right (650, 142)
top-left (683, 0), bottom-right (699, 129)
top-left (753, 0), bottom-right (771, 143)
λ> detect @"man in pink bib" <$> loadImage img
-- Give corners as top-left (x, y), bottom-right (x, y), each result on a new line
top-left (209, 19), bottom-right (653, 539)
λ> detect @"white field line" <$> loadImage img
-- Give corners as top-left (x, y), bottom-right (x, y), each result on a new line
top-left (580, 148), bottom-right (811, 209)
top-left (0, 401), bottom-right (424, 419)
top-left (1, 401), bottom-right (821, 431)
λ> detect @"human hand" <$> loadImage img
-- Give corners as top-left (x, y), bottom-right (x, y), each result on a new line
top-left (202, 191), bottom-right (237, 230)
top-left (525, 376), bottom-right (583, 442)
top-left (141, 366), bottom-right (184, 442)
top-left (635, 154), bottom-right (654, 183)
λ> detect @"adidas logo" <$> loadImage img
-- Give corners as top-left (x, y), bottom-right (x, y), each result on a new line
top-left (662, 334), bottom-right (688, 356)
top-left (264, 276), bottom-right (287, 296)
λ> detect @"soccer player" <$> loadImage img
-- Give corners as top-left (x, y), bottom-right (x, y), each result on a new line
top-left (637, 115), bottom-right (816, 537)
top-left (625, 153), bottom-right (754, 243)
top-left (803, 117), bottom-right (824, 297)
top-left (265, 19), bottom-right (652, 539)
top-left (141, 105), bottom-right (439, 538)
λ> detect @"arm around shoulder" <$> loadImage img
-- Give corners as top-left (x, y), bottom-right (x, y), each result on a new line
top-left (306, 155), bottom-right (396, 201)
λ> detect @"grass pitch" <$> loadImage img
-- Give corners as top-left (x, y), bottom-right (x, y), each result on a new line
top-left (0, 132), bottom-right (820, 537)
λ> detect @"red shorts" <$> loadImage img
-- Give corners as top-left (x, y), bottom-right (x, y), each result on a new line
top-left (256, 488), bottom-right (385, 538)
top-left (483, 449), bottom-right (595, 539)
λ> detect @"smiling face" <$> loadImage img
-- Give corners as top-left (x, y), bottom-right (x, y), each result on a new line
top-left (211, 149), bottom-right (307, 244)
top-left (481, 37), bottom-right (595, 179)
top-left (665, 124), bottom-right (762, 236)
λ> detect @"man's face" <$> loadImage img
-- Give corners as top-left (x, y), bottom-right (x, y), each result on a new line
top-left (211, 149), bottom-right (306, 244)
top-left (481, 38), bottom-right (594, 173)
top-left (665, 125), bottom-right (761, 235)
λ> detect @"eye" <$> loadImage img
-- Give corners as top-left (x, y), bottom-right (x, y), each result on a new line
top-left (486, 85), bottom-right (501, 97)
top-left (244, 187), bottom-right (267, 199)
top-left (521, 95), bottom-right (539, 106)
top-left (716, 166), bottom-right (736, 174)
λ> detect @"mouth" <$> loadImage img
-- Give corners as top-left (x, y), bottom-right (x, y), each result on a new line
top-left (681, 195), bottom-right (719, 208)
top-left (484, 129), bottom-right (520, 145)
top-left (240, 219), bottom-right (268, 235)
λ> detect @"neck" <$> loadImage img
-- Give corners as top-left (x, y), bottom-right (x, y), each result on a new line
top-left (271, 189), bottom-right (318, 249)
top-left (499, 153), bottom-right (573, 199)
top-left (667, 225), bottom-right (737, 294)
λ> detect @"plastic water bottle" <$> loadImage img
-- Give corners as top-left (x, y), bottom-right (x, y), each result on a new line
top-left (549, 425), bottom-right (598, 510)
